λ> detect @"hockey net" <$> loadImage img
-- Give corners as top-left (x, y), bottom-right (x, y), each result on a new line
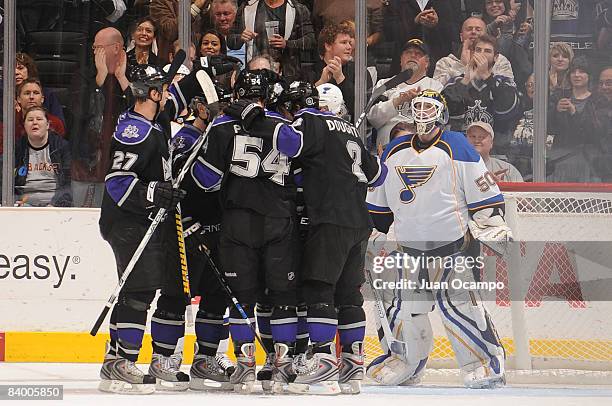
top-left (362, 183), bottom-right (612, 384)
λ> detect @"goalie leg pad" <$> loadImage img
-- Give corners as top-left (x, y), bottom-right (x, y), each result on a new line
top-left (366, 313), bottom-right (433, 385)
top-left (432, 253), bottom-right (505, 387)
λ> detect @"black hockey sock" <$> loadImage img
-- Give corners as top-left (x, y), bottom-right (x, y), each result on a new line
top-left (195, 310), bottom-right (224, 356)
top-left (108, 306), bottom-right (118, 358)
top-left (296, 305), bottom-right (309, 354)
top-left (229, 305), bottom-right (255, 355)
top-left (255, 303), bottom-right (273, 354)
top-left (306, 304), bottom-right (337, 354)
top-left (337, 305), bottom-right (366, 354)
top-left (151, 309), bottom-right (185, 357)
top-left (271, 305), bottom-right (297, 348)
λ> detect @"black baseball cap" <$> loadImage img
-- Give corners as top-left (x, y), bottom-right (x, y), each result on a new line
top-left (402, 38), bottom-right (430, 55)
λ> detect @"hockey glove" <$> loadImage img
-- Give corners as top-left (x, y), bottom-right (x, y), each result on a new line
top-left (146, 181), bottom-right (186, 210)
top-left (182, 216), bottom-right (217, 255)
top-left (468, 208), bottom-right (513, 257)
top-left (224, 99), bottom-right (264, 132)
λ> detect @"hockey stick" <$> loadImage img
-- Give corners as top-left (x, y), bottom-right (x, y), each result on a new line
top-left (365, 269), bottom-right (408, 357)
top-left (354, 67), bottom-right (415, 130)
top-left (90, 109), bottom-right (213, 337)
top-left (198, 245), bottom-right (271, 355)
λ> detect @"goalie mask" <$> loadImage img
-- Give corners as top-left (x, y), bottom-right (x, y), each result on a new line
top-left (316, 83), bottom-right (349, 118)
top-left (410, 89), bottom-right (448, 136)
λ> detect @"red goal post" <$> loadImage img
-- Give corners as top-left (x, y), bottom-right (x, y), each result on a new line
top-left (363, 182), bottom-right (612, 384)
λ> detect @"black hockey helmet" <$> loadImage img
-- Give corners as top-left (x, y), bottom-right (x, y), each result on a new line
top-left (129, 64), bottom-right (168, 98)
top-left (266, 72), bottom-right (289, 111)
top-left (284, 81), bottom-right (319, 112)
top-left (234, 69), bottom-right (269, 100)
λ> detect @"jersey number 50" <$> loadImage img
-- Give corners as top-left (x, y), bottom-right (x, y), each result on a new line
top-left (230, 135), bottom-right (290, 185)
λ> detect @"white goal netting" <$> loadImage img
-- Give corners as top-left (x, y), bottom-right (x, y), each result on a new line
top-left (362, 185), bottom-right (612, 384)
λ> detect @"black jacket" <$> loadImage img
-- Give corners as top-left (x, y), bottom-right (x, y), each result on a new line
top-left (15, 131), bottom-right (72, 207)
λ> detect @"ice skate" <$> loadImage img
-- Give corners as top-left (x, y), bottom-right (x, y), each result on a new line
top-left (463, 364), bottom-right (506, 389)
top-left (271, 343), bottom-right (296, 394)
top-left (229, 343), bottom-right (256, 394)
top-left (257, 352), bottom-right (275, 392)
top-left (105, 357), bottom-right (156, 394)
top-left (148, 353), bottom-right (190, 391)
top-left (189, 345), bottom-right (235, 391)
top-left (98, 341), bottom-right (116, 393)
top-left (287, 342), bottom-right (341, 395)
top-left (339, 342), bottom-right (364, 394)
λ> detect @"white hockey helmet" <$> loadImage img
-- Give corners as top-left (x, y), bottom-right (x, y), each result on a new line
top-left (410, 89), bottom-right (448, 135)
top-left (316, 83), bottom-right (349, 118)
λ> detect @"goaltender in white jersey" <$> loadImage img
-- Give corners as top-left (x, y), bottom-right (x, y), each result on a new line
top-left (365, 89), bottom-right (512, 389)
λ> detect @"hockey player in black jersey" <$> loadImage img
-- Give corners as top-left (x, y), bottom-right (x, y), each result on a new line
top-left (169, 89), bottom-right (236, 390)
top-left (225, 82), bottom-right (387, 394)
top-left (190, 69), bottom-right (300, 394)
top-left (98, 63), bottom-right (224, 394)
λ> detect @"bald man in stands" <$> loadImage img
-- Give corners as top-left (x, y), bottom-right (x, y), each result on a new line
top-left (69, 27), bottom-right (132, 207)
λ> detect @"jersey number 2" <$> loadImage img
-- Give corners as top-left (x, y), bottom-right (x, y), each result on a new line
top-left (231, 135), bottom-right (290, 185)
top-left (346, 140), bottom-right (367, 183)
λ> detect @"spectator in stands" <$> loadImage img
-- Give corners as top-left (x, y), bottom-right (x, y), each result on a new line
top-left (433, 16), bottom-right (514, 87)
top-left (467, 120), bottom-right (523, 182)
top-left (481, 0), bottom-right (532, 86)
top-left (210, 0), bottom-right (246, 65)
top-left (551, 0), bottom-right (596, 51)
top-left (198, 29), bottom-right (228, 56)
top-left (227, 0), bottom-right (315, 82)
top-left (15, 53), bottom-right (65, 125)
top-left (15, 107), bottom-right (72, 207)
top-left (15, 79), bottom-right (66, 143)
top-left (151, 0), bottom-right (211, 65)
top-left (595, 0), bottom-right (612, 51)
top-left (383, 0), bottom-right (457, 74)
top-left (548, 56), bottom-right (599, 182)
top-left (593, 66), bottom-right (612, 181)
top-left (549, 42), bottom-right (573, 93)
top-left (68, 27), bottom-right (131, 208)
top-left (311, 0), bottom-right (384, 48)
top-left (169, 39), bottom-right (198, 64)
top-left (126, 16), bottom-right (161, 73)
top-left (313, 22), bottom-right (372, 120)
top-left (367, 39), bottom-right (443, 149)
top-left (443, 34), bottom-right (520, 146)
top-left (510, 72), bottom-right (538, 177)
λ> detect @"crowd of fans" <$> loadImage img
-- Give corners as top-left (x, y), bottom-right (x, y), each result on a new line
top-left (1, 0), bottom-right (611, 207)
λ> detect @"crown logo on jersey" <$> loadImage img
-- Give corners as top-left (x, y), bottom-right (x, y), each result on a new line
top-left (465, 100), bottom-right (493, 128)
top-left (396, 165), bottom-right (437, 203)
top-left (121, 124), bottom-right (140, 139)
top-left (552, 0), bottom-right (578, 20)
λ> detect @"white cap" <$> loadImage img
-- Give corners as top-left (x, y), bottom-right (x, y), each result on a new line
top-left (467, 121), bottom-right (494, 139)
top-left (163, 64), bottom-right (191, 76)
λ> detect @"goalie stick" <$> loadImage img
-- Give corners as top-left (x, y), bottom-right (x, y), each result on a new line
top-left (90, 54), bottom-right (220, 336)
top-left (354, 67), bottom-right (415, 130)
top-left (365, 269), bottom-right (408, 357)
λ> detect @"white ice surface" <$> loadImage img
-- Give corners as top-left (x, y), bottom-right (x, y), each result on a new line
top-left (1, 363), bottom-right (611, 406)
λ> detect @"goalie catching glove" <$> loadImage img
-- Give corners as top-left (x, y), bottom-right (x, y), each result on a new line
top-left (146, 181), bottom-right (186, 210)
top-left (468, 208), bottom-right (513, 256)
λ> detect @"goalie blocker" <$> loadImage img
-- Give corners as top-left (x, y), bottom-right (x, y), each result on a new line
top-left (366, 89), bottom-right (510, 389)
